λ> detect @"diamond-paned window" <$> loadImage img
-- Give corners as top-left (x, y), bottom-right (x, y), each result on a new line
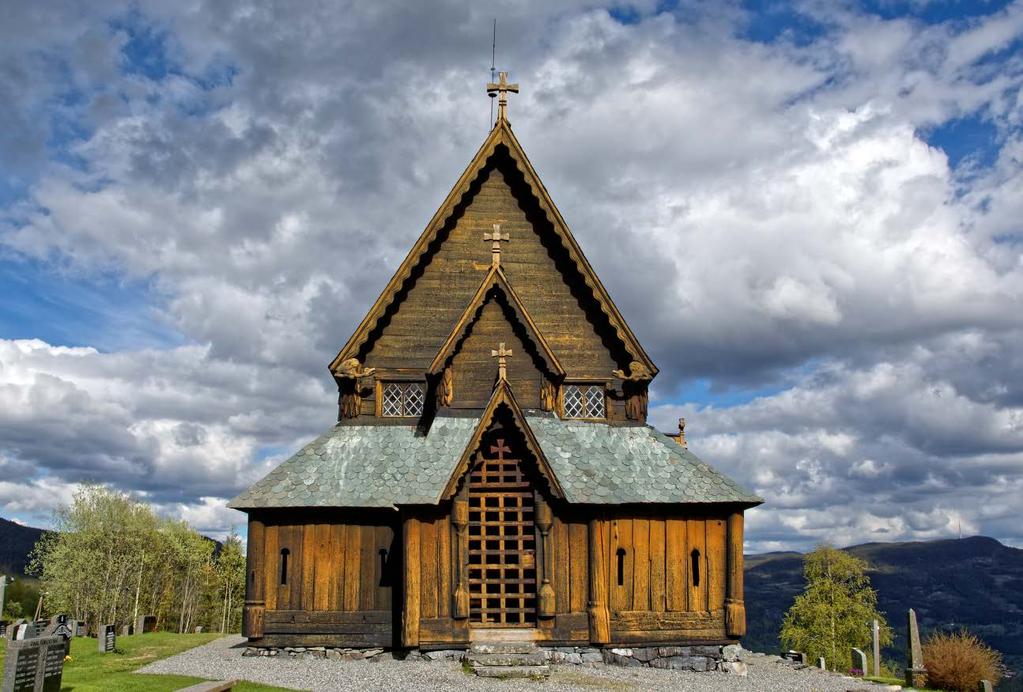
top-left (562, 384), bottom-right (605, 419)
top-left (381, 382), bottom-right (425, 417)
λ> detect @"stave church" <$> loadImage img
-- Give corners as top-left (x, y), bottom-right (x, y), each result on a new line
top-left (229, 74), bottom-right (761, 664)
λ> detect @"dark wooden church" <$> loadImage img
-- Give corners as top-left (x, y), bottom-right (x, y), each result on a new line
top-left (230, 75), bottom-right (761, 654)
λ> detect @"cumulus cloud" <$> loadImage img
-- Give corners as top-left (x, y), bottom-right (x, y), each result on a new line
top-left (0, 1), bottom-right (1021, 547)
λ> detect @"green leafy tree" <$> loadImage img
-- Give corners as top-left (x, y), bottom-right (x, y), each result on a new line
top-left (780, 544), bottom-right (892, 671)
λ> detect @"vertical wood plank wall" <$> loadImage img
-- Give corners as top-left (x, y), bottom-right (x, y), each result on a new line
top-left (607, 512), bottom-right (728, 643)
top-left (257, 513), bottom-right (397, 647)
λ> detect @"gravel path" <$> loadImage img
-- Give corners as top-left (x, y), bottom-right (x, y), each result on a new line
top-left (139, 636), bottom-right (899, 691)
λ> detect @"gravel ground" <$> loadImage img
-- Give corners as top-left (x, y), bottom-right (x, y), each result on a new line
top-left (138, 636), bottom-right (899, 691)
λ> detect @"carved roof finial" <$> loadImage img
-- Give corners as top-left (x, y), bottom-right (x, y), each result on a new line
top-left (491, 341), bottom-right (513, 382)
top-left (487, 71), bottom-right (519, 124)
top-left (678, 417), bottom-right (687, 448)
top-left (483, 223), bottom-right (510, 266)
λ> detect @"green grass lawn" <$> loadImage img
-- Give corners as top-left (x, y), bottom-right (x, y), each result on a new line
top-left (0, 631), bottom-right (292, 691)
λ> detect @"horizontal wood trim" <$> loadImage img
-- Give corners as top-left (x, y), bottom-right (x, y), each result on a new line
top-left (419, 617), bottom-right (469, 646)
top-left (254, 633), bottom-right (392, 648)
top-left (611, 609), bottom-right (722, 629)
top-left (265, 610), bottom-right (390, 625)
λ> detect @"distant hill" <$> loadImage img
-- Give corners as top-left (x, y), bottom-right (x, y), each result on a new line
top-left (745, 536), bottom-right (1023, 682)
top-left (0, 516), bottom-right (49, 576)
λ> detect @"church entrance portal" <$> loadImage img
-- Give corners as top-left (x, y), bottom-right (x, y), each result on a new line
top-left (467, 437), bottom-right (538, 627)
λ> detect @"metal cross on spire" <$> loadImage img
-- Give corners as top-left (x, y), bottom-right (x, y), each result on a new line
top-left (487, 71), bottom-right (519, 124)
top-left (491, 342), bottom-right (513, 381)
top-left (483, 223), bottom-right (509, 266)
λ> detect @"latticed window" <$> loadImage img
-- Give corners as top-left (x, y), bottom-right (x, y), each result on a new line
top-left (562, 384), bottom-right (606, 419)
top-left (381, 382), bottom-right (425, 417)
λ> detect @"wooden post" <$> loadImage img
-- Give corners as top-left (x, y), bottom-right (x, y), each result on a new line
top-left (725, 512), bottom-right (746, 638)
top-left (242, 517), bottom-right (265, 639)
top-left (587, 517), bottom-right (611, 644)
top-left (402, 516), bottom-right (421, 647)
top-left (452, 500), bottom-right (470, 619)
top-left (535, 499), bottom-right (556, 618)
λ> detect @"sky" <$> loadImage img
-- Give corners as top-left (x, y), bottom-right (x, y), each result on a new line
top-left (0, 0), bottom-right (1021, 553)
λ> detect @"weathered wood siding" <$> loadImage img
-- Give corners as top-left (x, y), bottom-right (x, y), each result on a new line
top-left (447, 296), bottom-right (546, 409)
top-left (255, 511), bottom-right (398, 647)
top-left (602, 511), bottom-right (729, 644)
top-left (363, 155), bottom-right (623, 382)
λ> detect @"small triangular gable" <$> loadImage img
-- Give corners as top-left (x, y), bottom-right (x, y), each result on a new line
top-left (439, 379), bottom-right (564, 502)
top-left (329, 120), bottom-right (656, 379)
top-left (429, 265), bottom-right (564, 378)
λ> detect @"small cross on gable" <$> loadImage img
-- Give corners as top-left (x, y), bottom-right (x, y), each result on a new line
top-left (489, 438), bottom-right (512, 459)
top-left (491, 341), bottom-right (513, 381)
top-left (483, 223), bottom-right (510, 266)
top-left (487, 71), bottom-right (519, 123)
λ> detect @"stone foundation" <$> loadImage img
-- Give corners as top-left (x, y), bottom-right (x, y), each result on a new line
top-left (244, 642), bottom-right (746, 673)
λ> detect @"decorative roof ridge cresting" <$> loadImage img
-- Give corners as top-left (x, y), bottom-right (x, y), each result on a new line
top-left (328, 119), bottom-right (657, 378)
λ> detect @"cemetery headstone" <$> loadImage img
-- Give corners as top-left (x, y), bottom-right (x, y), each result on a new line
top-left (979, 680), bottom-right (994, 692)
top-left (119, 624), bottom-right (132, 637)
top-left (5, 619), bottom-right (26, 642)
top-left (872, 618), bottom-right (881, 678)
top-left (42, 615), bottom-right (72, 657)
top-left (194, 626), bottom-right (203, 634)
top-left (0, 623), bottom-right (6, 639)
top-left (73, 621), bottom-right (85, 637)
top-left (14, 623), bottom-right (39, 641)
top-left (782, 650), bottom-right (807, 665)
top-left (134, 615), bottom-right (156, 634)
top-left (1, 634), bottom-right (65, 692)
top-left (851, 647), bottom-right (867, 676)
top-left (98, 624), bottom-right (116, 653)
top-left (817, 656), bottom-right (826, 670)
top-left (905, 608), bottom-right (927, 688)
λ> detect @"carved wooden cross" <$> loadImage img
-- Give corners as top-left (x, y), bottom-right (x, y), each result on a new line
top-left (483, 223), bottom-right (509, 266)
top-left (490, 439), bottom-right (512, 460)
top-left (486, 71), bottom-right (519, 122)
top-left (491, 341), bottom-right (513, 381)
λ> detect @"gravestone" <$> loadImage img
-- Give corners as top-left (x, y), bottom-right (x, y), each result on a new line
top-left (905, 608), bottom-right (927, 688)
top-left (134, 615), bottom-right (156, 634)
top-left (979, 680), bottom-right (994, 692)
top-left (73, 621), bottom-right (85, 637)
top-left (872, 618), bottom-right (881, 678)
top-left (1, 634), bottom-right (65, 692)
top-left (14, 623), bottom-right (38, 641)
top-left (119, 624), bottom-right (132, 637)
top-left (818, 656), bottom-right (826, 670)
top-left (98, 624), bottom-right (116, 653)
top-left (782, 650), bottom-right (807, 664)
top-left (5, 620), bottom-right (25, 642)
top-left (0, 623), bottom-right (6, 638)
top-left (42, 615), bottom-right (72, 657)
top-left (194, 626), bottom-right (203, 634)
top-left (851, 647), bottom-right (868, 676)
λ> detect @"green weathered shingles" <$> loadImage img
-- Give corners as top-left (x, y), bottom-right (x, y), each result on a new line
top-left (228, 415), bottom-right (761, 509)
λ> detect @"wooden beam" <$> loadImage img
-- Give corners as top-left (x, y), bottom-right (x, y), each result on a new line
top-left (725, 512), bottom-right (746, 638)
top-left (587, 517), bottom-right (611, 644)
top-left (402, 516), bottom-right (421, 646)
top-left (243, 517), bottom-right (265, 639)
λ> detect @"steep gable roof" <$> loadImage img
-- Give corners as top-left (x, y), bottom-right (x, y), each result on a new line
top-left (329, 119), bottom-right (656, 377)
top-left (428, 264), bottom-right (564, 378)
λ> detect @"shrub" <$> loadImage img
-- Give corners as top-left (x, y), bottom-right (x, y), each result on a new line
top-left (922, 630), bottom-right (1002, 692)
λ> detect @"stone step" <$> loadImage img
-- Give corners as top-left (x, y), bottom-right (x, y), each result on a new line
top-left (467, 651), bottom-right (547, 667)
top-left (472, 664), bottom-right (551, 680)
top-left (468, 642), bottom-right (539, 655)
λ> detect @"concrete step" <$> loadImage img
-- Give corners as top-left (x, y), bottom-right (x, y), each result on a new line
top-left (468, 642), bottom-right (539, 656)
top-left (467, 651), bottom-right (547, 667)
top-left (472, 664), bottom-right (551, 680)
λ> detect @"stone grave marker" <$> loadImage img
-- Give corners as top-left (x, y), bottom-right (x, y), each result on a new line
top-left (851, 647), bottom-right (868, 676)
top-left (0, 623), bottom-right (6, 639)
top-left (119, 624), bottom-right (132, 637)
top-left (134, 615), bottom-right (156, 634)
top-left (979, 680), bottom-right (993, 692)
top-left (14, 623), bottom-right (39, 641)
top-left (1, 634), bottom-right (65, 692)
top-left (5, 619), bottom-right (25, 642)
top-left (194, 626), bottom-right (203, 634)
top-left (98, 624), bottom-right (116, 653)
top-left (905, 608), bottom-right (927, 688)
top-left (817, 656), bottom-right (826, 670)
top-left (73, 621), bottom-right (85, 637)
top-left (782, 650), bottom-right (807, 665)
top-left (42, 615), bottom-right (72, 657)
top-left (872, 618), bottom-right (881, 678)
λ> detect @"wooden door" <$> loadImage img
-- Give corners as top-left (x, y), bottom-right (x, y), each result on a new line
top-left (467, 438), bottom-right (538, 627)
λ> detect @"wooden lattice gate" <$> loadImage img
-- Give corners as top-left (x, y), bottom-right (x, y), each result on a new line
top-left (467, 438), bottom-right (538, 626)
